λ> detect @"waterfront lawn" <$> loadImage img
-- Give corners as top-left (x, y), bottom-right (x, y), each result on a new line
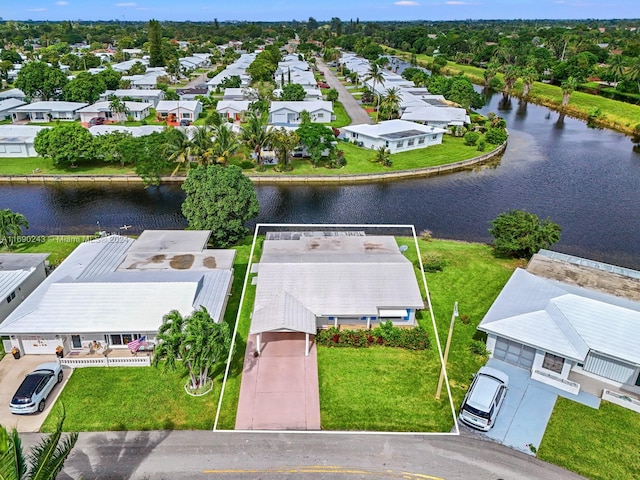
top-left (538, 398), bottom-right (640, 480)
top-left (253, 135), bottom-right (483, 176)
top-left (40, 239), bottom-right (254, 432)
top-left (0, 157), bottom-right (137, 175)
top-left (3, 236), bottom-right (86, 267)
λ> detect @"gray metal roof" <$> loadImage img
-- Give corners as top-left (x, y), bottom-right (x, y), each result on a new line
top-left (479, 267), bottom-right (640, 364)
top-left (128, 230), bottom-right (210, 253)
top-left (250, 292), bottom-right (316, 335)
top-left (0, 254), bottom-right (48, 271)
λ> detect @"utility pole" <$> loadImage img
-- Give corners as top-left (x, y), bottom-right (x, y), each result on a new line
top-left (436, 301), bottom-right (458, 400)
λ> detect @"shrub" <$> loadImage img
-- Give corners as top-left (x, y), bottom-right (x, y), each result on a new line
top-left (421, 251), bottom-right (447, 272)
top-left (485, 127), bottom-right (508, 145)
top-left (420, 229), bottom-right (433, 241)
top-left (316, 323), bottom-right (429, 350)
top-left (469, 340), bottom-right (490, 356)
top-left (463, 131), bottom-right (480, 146)
top-left (477, 140), bottom-right (486, 152)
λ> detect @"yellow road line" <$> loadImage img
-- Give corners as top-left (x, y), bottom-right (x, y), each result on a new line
top-left (203, 465), bottom-right (444, 479)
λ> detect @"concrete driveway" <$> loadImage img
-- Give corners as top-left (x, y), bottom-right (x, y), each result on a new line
top-left (463, 358), bottom-right (600, 455)
top-left (0, 353), bottom-right (72, 432)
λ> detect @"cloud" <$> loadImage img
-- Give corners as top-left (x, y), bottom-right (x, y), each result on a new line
top-left (55, 1), bottom-right (69, 5)
top-left (115, 2), bottom-right (137, 6)
top-left (395, 1), bottom-right (419, 5)
top-left (27, 7), bottom-right (47, 11)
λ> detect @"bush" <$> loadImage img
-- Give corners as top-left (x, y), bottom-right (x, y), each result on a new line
top-left (485, 127), bottom-right (508, 145)
top-left (477, 140), bottom-right (486, 152)
top-left (463, 131), bottom-right (480, 146)
top-left (489, 209), bottom-right (562, 258)
top-left (421, 251), bottom-right (447, 272)
top-left (469, 340), bottom-right (490, 357)
top-left (316, 322), bottom-right (429, 350)
top-left (420, 229), bottom-right (433, 241)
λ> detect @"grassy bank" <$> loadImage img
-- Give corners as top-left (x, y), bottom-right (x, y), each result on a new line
top-left (384, 46), bottom-right (640, 135)
top-left (0, 157), bottom-right (137, 176)
top-left (539, 398), bottom-right (640, 480)
top-left (1, 236), bottom-right (90, 266)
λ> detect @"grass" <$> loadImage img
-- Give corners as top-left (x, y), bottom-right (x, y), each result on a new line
top-left (251, 135), bottom-right (487, 176)
top-left (2, 236), bottom-right (89, 267)
top-left (0, 157), bottom-right (137, 175)
top-left (40, 237), bottom-right (255, 432)
top-left (329, 101), bottom-right (351, 128)
top-left (538, 398), bottom-right (640, 480)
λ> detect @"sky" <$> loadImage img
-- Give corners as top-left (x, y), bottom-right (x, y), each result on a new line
top-left (1, 1), bottom-right (638, 22)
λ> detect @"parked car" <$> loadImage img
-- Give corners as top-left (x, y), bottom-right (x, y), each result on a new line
top-left (458, 366), bottom-right (509, 431)
top-left (88, 117), bottom-right (105, 127)
top-left (9, 362), bottom-right (63, 415)
top-left (317, 82), bottom-right (330, 89)
top-left (179, 119), bottom-right (192, 126)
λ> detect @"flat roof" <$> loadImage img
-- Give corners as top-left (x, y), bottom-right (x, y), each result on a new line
top-left (128, 230), bottom-right (211, 253)
top-left (0, 254), bottom-right (49, 271)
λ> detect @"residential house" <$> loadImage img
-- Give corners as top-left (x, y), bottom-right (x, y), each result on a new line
top-left (269, 101), bottom-right (333, 126)
top-left (0, 98), bottom-right (26, 120)
top-left (0, 230), bottom-right (236, 366)
top-left (0, 89), bottom-right (27, 102)
top-left (216, 100), bottom-right (251, 122)
top-left (155, 100), bottom-right (202, 124)
top-left (0, 125), bottom-right (48, 157)
top-left (0, 254), bottom-right (49, 351)
top-left (111, 59), bottom-right (149, 73)
top-left (177, 87), bottom-right (209, 100)
top-left (273, 87), bottom-right (322, 101)
top-left (100, 89), bottom-right (165, 108)
top-left (222, 88), bottom-right (253, 101)
top-left (478, 249), bottom-right (640, 401)
top-left (342, 120), bottom-right (447, 153)
top-left (11, 101), bottom-right (88, 123)
top-left (77, 101), bottom-right (151, 125)
top-left (249, 232), bottom-right (424, 351)
top-left (401, 105), bottom-right (469, 129)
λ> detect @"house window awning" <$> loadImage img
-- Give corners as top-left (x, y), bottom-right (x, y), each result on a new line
top-left (378, 309), bottom-right (408, 317)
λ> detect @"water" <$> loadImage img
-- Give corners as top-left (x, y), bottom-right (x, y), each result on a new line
top-left (1, 92), bottom-right (639, 268)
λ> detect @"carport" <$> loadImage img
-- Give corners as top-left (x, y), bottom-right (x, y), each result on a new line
top-left (249, 292), bottom-right (317, 356)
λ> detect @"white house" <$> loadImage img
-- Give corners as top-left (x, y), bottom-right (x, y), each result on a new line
top-left (155, 100), bottom-right (202, 124)
top-left (269, 101), bottom-right (333, 125)
top-left (0, 254), bottom-right (49, 351)
top-left (11, 101), bottom-right (88, 123)
top-left (249, 233), bottom-right (424, 350)
top-left (0, 230), bottom-right (236, 365)
top-left (0, 125), bottom-right (48, 157)
top-left (342, 120), bottom-right (448, 153)
top-left (0, 98), bottom-right (26, 120)
top-left (401, 105), bottom-right (470, 128)
top-left (478, 249), bottom-right (640, 399)
top-left (111, 59), bottom-right (148, 73)
top-left (216, 100), bottom-right (251, 122)
top-left (100, 89), bottom-right (165, 108)
top-left (77, 101), bottom-right (151, 125)
top-left (0, 88), bottom-right (27, 102)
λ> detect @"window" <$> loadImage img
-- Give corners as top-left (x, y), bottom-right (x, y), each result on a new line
top-left (397, 140), bottom-right (404, 148)
top-left (182, 113), bottom-right (191, 119)
top-left (71, 335), bottom-right (82, 348)
top-left (6, 291), bottom-right (15, 303)
top-left (542, 352), bottom-right (564, 374)
top-left (316, 113), bottom-right (324, 119)
top-left (432, 135), bottom-right (437, 140)
top-left (108, 333), bottom-right (142, 346)
top-left (418, 137), bottom-right (425, 144)
top-left (407, 139), bottom-right (415, 146)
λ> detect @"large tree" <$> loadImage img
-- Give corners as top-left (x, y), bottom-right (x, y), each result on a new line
top-left (148, 19), bottom-right (164, 67)
top-left (63, 72), bottom-right (106, 104)
top-left (0, 209), bottom-right (29, 249)
top-left (15, 62), bottom-right (68, 100)
top-left (181, 164), bottom-right (259, 247)
top-left (34, 123), bottom-right (95, 167)
top-left (489, 209), bottom-right (561, 258)
top-left (296, 121), bottom-right (337, 168)
top-left (279, 83), bottom-right (306, 101)
top-left (0, 409), bottom-right (78, 480)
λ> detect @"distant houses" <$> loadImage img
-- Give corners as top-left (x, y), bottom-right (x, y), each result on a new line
top-left (342, 120), bottom-right (448, 153)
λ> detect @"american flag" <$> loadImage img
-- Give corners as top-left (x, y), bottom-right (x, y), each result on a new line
top-left (127, 336), bottom-right (147, 352)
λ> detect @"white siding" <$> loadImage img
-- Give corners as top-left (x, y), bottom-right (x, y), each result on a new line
top-left (584, 352), bottom-right (637, 384)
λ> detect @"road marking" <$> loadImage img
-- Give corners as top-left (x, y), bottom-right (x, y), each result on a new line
top-left (203, 465), bottom-right (444, 479)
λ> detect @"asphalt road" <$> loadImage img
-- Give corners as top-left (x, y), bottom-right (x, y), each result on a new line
top-left (18, 431), bottom-right (586, 480)
top-left (316, 60), bottom-right (374, 125)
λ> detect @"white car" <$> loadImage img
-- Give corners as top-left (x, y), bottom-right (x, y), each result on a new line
top-left (458, 366), bottom-right (509, 431)
top-left (9, 362), bottom-right (63, 415)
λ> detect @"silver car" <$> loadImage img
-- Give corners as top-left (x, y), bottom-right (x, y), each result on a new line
top-left (9, 362), bottom-right (63, 415)
top-left (458, 366), bottom-right (509, 431)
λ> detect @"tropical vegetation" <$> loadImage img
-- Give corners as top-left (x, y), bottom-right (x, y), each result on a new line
top-left (489, 209), bottom-right (562, 258)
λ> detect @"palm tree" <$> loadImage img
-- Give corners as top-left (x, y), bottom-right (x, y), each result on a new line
top-left (561, 76), bottom-right (579, 107)
top-left (152, 310), bottom-right (186, 372)
top-left (0, 209), bottom-right (29, 250)
top-left (521, 66), bottom-right (539, 97)
top-left (240, 110), bottom-right (273, 169)
top-left (190, 125), bottom-right (214, 163)
top-left (483, 62), bottom-right (500, 88)
top-left (606, 54), bottom-right (626, 85)
top-left (364, 63), bottom-right (384, 123)
top-left (108, 96), bottom-right (130, 124)
top-left (374, 146), bottom-right (392, 167)
top-left (163, 128), bottom-right (196, 176)
top-left (271, 128), bottom-right (299, 172)
top-left (379, 87), bottom-right (402, 121)
top-left (206, 124), bottom-right (239, 165)
top-left (626, 58), bottom-right (640, 94)
top-left (0, 408), bottom-right (78, 480)
top-left (501, 65), bottom-right (521, 96)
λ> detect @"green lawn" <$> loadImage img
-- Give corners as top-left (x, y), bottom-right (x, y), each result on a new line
top-left (0, 157), bottom-right (138, 176)
top-left (251, 135), bottom-right (488, 177)
top-left (2, 236), bottom-right (89, 267)
top-left (329, 101), bottom-right (351, 128)
top-left (538, 398), bottom-right (640, 480)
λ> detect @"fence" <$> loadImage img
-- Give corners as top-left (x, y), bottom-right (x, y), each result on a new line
top-left (59, 355), bottom-right (151, 368)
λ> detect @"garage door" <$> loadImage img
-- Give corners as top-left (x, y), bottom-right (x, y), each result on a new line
top-left (493, 338), bottom-right (535, 370)
top-left (21, 335), bottom-right (58, 355)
